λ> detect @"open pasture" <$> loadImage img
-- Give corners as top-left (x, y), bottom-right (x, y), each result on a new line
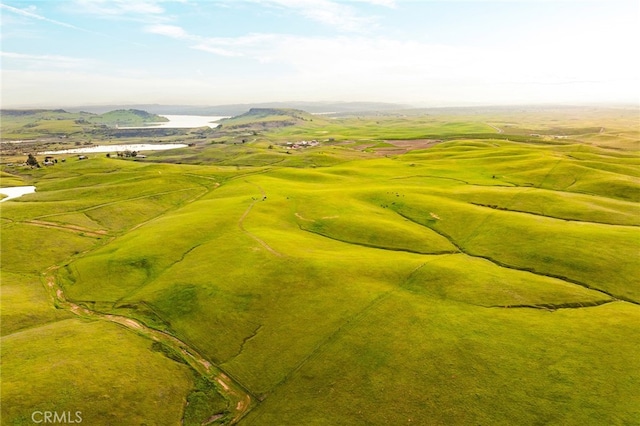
top-left (2, 319), bottom-right (200, 425)
top-left (1, 107), bottom-right (638, 424)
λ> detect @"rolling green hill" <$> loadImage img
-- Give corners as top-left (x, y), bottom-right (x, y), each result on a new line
top-left (0, 108), bottom-right (167, 140)
top-left (1, 106), bottom-right (638, 425)
top-left (87, 109), bottom-right (169, 126)
top-left (219, 108), bottom-right (317, 130)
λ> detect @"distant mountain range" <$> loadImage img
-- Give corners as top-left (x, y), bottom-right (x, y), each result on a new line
top-left (64, 101), bottom-right (413, 116)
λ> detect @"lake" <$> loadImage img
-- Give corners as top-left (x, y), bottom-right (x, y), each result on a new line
top-left (118, 114), bottom-right (228, 129)
top-left (0, 186), bottom-right (36, 202)
top-left (39, 143), bottom-right (188, 155)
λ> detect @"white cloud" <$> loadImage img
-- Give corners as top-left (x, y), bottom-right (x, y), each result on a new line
top-left (144, 25), bottom-right (277, 57)
top-left (73, 0), bottom-right (165, 15)
top-left (143, 16), bottom-right (639, 89)
top-left (192, 33), bottom-right (280, 57)
top-left (159, 29), bottom-right (638, 104)
top-left (190, 44), bottom-right (245, 57)
top-left (252, 0), bottom-right (379, 33)
top-left (3, 0), bottom-right (637, 107)
top-left (71, 0), bottom-right (169, 23)
top-left (1, 51), bottom-right (92, 69)
top-left (118, 1), bottom-right (165, 15)
top-left (352, 0), bottom-right (397, 7)
top-left (0, 3), bottom-right (94, 32)
top-left (0, 69), bottom-right (213, 107)
top-left (145, 24), bottom-right (190, 39)
top-left (0, 3), bottom-right (139, 42)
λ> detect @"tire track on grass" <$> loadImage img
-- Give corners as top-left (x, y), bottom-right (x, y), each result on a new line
top-left (266, 290), bottom-right (394, 397)
top-left (24, 220), bottom-right (109, 237)
top-left (239, 181), bottom-right (282, 257)
top-left (263, 255), bottom-right (447, 397)
top-left (32, 187), bottom-right (200, 221)
top-left (486, 123), bottom-right (504, 134)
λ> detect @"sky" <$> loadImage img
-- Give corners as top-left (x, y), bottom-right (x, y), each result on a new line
top-left (1, 0), bottom-right (638, 107)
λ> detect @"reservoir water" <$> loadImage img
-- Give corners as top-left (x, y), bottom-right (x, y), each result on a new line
top-left (39, 143), bottom-right (188, 155)
top-left (118, 114), bottom-right (227, 129)
top-left (0, 186), bottom-right (36, 202)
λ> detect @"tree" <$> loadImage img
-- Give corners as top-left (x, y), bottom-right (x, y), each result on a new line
top-left (26, 154), bottom-right (39, 167)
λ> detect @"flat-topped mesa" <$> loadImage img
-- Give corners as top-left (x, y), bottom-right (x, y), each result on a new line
top-left (239, 107), bottom-right (311, 119)
top-left (96, 109), bottom-right (169, 125)
top-left (0, 109), bottom-right (69, 116)
top-left (220, 107), bottom-right (315, 130)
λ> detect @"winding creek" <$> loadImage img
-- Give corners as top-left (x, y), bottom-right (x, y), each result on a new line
top-left (2, 152), bottom-right (254, 422)
top-left (44, 267), bottom-right (254, 424)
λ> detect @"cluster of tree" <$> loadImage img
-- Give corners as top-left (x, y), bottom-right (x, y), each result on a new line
top-left (26, 153), bottom-right (39, 167)
top-left (107, 150), bottom-right (138, 158)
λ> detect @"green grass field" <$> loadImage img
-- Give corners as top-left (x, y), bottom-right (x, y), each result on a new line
top-left (1, 106), bottom-right (638, 424)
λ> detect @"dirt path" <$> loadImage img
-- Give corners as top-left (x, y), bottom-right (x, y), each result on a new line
top-left (385, 139), bottom-right (442, 150)
top-left (238, 181), bottom-right (282, 257)
top-left (238, 201), bottom-right (283, 257)
top-left (44, 268), bottom-right (255, 424)
top-left (486, 123), bottom-right (504, 134)
top-left (294, 212), bottom-right (314, 222)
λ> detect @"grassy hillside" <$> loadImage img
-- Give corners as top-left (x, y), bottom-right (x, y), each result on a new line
top-left (1, 106), bottom-right (638, 425)
top-left (0, 108), bottom-right (167, 140)
top-left (219, 108), bottom-right (317, 130)
top-left (87, 109), bottom-right (168, 126)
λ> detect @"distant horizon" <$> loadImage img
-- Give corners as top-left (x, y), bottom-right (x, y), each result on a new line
top-left (2, 0), bottom-right (638, 108)
top-left (1, 100), bottom-right (638, 114)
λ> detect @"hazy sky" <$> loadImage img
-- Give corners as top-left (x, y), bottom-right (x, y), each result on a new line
top-left (1, 0), bottom-right (638, 107)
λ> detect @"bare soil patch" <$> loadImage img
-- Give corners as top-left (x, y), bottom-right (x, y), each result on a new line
top-left (384, 139), bottom-right (442, 150)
